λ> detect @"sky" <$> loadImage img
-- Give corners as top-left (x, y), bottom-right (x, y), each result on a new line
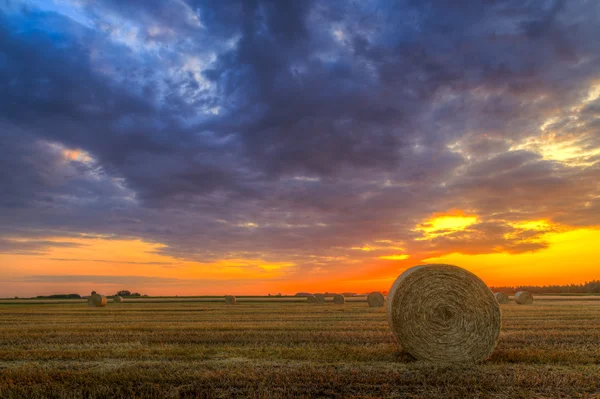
top-left (1, 0), bottom-right (599, 297)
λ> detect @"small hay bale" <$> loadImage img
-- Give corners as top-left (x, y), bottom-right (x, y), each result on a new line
top-left (386, 264), bottom-right (500, 364)
top-left (515, 291), bottom-right (534, 305)
top-left (332, 294), bottom-right (345, 304)
top-left (367, 292), bottom-right (385, 307)
top-left (314, 294), bottom-right (325, 304)
top-left (113, 296), bottom-right (123, 303)
top-left (88, 293), bottom-right (107, 307)
top-left (494, 292), bottom-right (509, 304)
top-left (225, 295), bottom-right (236, 305)
top-left (306, 295), bottom-right (317, 304)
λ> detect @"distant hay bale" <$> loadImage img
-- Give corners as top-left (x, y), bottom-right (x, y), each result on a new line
top-left (494, 292), bottom-right (509, 304)
top-left (306, 295), bottom-right (317, 304)
top-left (225, 295), bottom-right (236, 305)
top-left (332, 294), bottom-right (345, 304)
top-left (314, 294), bottom-right (325, 304)
top-left (386, 264), bottom-right (501, 364)
top-left (367, 292), bottom-right (385, 307)
top-left (113, 296), bottom-right (123, 303)
top-left (88, 293), bottom-right (107, 307)
top-left (515, 291), bottom-right (534, 305)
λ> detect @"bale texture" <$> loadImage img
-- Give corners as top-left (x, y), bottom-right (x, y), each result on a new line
top-left (386, 264), bottom-right (501, 364)
top-left (494, 292), bottom-right (509, 304)
top-left (225, 295), bottom-right (236, 305)
top-left (367, 292), bottom-right (385, 307)
top-left (113, 296), bottom-right (123, 303)
top-left (515, 291), bottom-right (534, 305)
top-left (306, 295), bottom-right (317, 304)
top-left (314, 294), bottom-right (325, 304)
top-left (332, 294), bottom-right (345, 304)
top-left (88, 293), bottom-right (107, 307)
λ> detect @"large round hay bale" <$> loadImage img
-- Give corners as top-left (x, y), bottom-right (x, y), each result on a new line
top-left (494, 292), bottom-right (509, 304)
top-left (314, 294), bottom-right (325, 304)
top-left (113, 296), bottom-right (123, 303)
top-left (225, 295), bottom-right (236, 305)
top-left (88, 293), bottom-right (107, 307)
top-left (332, 294), bottom-right (345, 304)
top-left (515, 291), bottom-right (534, 305)
top-left (306, 295), bottom-right (317, 304)
top-left (367, 292), bottom-right (385, 307)
top-left (386, 264), bottom-right (500, 364)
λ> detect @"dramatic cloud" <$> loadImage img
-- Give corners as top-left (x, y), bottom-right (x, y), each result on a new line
top-left (1, 0), bottom-right (599, 294)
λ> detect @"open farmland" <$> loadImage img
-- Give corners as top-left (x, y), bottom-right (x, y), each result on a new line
top-left (1, 298), bottom-right (600, 398)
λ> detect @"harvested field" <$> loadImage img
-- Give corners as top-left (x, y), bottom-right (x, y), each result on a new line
top-left (1, 298), bottom-right (599, 398)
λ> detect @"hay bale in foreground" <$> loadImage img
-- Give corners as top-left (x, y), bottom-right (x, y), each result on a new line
top-left (515, 291), bottom-right (534, 305)
top-left (113, 296), bottom-right (123, 303)
top-left (306, 295), bottom-right (317, 304)
top-left (88, 293), bottom-right (107, 307)
top-left (314, 294), bottom-right (325, 304)
top-left (494, 292), bottom-right (510, 304)
top-left (225, 295), bottom-right (236, 305)
top-left (332, 294), bottom-right (345, 304)
top-left (386, 264), bottom-right (500, 364)
top-left (367, 292), bottom-right (385, 307)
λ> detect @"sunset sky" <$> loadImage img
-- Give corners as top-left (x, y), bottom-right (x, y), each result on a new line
top-left (1, 0), bottom-right (599, 297)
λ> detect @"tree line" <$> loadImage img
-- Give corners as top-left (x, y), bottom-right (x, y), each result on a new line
top-left (491, 280), bottom-right (600, 294)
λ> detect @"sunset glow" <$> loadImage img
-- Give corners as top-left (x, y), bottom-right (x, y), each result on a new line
top-left (1, 0), bottom-right (600, 298)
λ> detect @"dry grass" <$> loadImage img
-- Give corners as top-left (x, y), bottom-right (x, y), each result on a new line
top-left (1, 298), bottom-right (599, 398)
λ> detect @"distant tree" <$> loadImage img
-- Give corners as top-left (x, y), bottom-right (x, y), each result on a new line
top-left (117, 290), bottom-right (132, 297)
top-left (131, 292), bottom-right (141, 297)
top-left (490, 280), bottom-right (600, 294)
top-left (35, 294), bottom-right (81, 299)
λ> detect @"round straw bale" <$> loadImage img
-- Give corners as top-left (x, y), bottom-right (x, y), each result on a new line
top-left (332, 294), bottom-right (345, 304)
top-left (515, 291), bottom-right (534, 305)
top-left (113, 296), bottom-right (123, 303)
top-left (386, 264), bottom-right (500, 364)
top-left (89, 293), bottom-right (107, 307)
top-left (306, 295), bottom-right (317, 303)
top-left (314, 294), bottom-right (325, 304)
top-left (225, 295), bottom-right (236, 305)
top-left (494, 292), bottom-right (509, 304)
top-left (367, 292), bottom-right (385, 307)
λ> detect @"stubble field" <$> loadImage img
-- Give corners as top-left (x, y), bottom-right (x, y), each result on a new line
top-left (1, 297), bottom-right (599, 398)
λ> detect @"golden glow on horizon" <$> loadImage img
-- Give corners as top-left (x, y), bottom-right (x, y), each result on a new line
top-left (414, 210), bottom-right (478, 240)
top-left (379, 254), bottom-right (410, 260)
top-left (0, 236), bottom-right (295, 289)
top-left (1, 226), bottom-right (599, 296)
top-left (422, 228), bottom-right (600, 286)
top-left (503, 219), bottom-right (556, 241)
